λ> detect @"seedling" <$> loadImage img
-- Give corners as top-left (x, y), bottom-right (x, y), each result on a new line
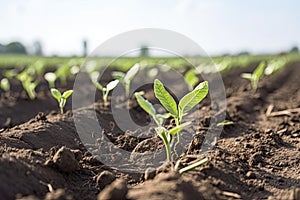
top-left (55, 64), bottom-right (70, 86)
top-left (17, 71), bottom-right (38, 99)
top-left (23, 81), bottom-right (38, 100)
top-left (241, 62), bottom-right (265, 92)
top-left (264, 58), bottom-right (287, 75)
top-left (44, 72), bottom-right (57, 88)
top-left (50, 88), bottom-right (73, 114)
top-left (31, 60), bottom-right (45, 76)
top-left (3, 69), bottom-right (17, 79)
top-left (90, 71), bottom-right (119, 105)
top-left (112, 63), bottom-right (139, 97)
top-left (0, 78), bottom-right (10, 92)
top-left (154, 79), bottom-right (209, 142)
top-left (134, 79), bottom-right (209, 161)
top-left (184, 69), bottom-right (199, 90)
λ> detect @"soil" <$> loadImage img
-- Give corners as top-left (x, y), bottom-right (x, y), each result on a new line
top-left (0, 62), bottom-right (299, 200)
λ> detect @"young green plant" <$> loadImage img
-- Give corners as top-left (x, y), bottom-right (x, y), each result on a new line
top-left (241, 62), bottom-right (265, 92)
top-left (134, 92), bottom-right (191, 162)
top-left (44, 72), bottom-right (57, 88)
top-left (17, 71), bottom-right (38, 100)
top-left (55, 64), bottom-right (70, 86)
top-left (51, 89), bottom-right (73, 114)
top-left (0, 78), bottom-right (10, 92)
top-left (154, 79), bottom-right (209, 143)
top-left (135, 79), bottom-right (209, 161)
top-left (90, 71), bottom-right (119, 105)
top-left (184, 69), bottom-right (199, 91)
top-left (112, 63), bottom-right (139, 97)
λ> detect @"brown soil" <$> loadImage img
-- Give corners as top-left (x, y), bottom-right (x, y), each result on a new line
top-left (0, 63), bottom-right (299, 200)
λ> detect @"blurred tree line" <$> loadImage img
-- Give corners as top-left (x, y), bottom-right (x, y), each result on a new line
top-left (0, 41), bottom-right (43, 55)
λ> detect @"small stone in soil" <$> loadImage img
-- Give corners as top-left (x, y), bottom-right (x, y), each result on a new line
top-left (144, 167), bottom-right (156, 180)
top-left (97, 179), bottom-right (128, 200)
top-left (52, 146), bottom-right (80, 173)
top-left (249, 152), bottom-right (263, 166)
top-left (96, 170), bottom-right (116, 190)
top-left (45, 189), bottom-right (73, 200)
top-left (245, 171), bottom-right (256, 179)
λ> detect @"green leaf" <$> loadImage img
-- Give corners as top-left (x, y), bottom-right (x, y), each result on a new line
top-left (106, 80), bottom-right (119, 91)
top-left (169, 121), bottom-right (192, 135)
top-left (44, 72), bottom-right (57, 82)
top-left (241, 73), bottom-right (253, 80)
top-left (51, 88), bottom-right (61, 102)
top-left (134, 92), bottom-right (156, 116)
top-left (90, 71), bottom-right (99, 82)
top-left (0, 78), bottom-right (10, 92)
top-left (124, 63), bottom-right (139, 82)
top-left (184, 69), bottom-right (199, 90)
top-left (62, 90), bottom-right (73, 99)
top-left (253, 62), bottom-right (265, 79)
top-left (179, 81), bottom-right (208, 114)
top-left (156, 113), bottom-right (172, 119)
top-left (154, 79), bottom-right (178, 116)
top-left (112, 71), bottom-right (125, 80)
top-left (156, 127), bottom-right (171, 143)
top-left (94, 81), bottom-right (103, 91)
top-left (4, 69), bottom-right (17, 79)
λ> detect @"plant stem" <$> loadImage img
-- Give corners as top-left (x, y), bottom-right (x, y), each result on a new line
top-left (175, 118), bottom-right (181, 143)
top-left (165, 142), bottom-right (172, 162)
top-left (159, 129), bottom-right (172, 162)
top-left (125, 81), bottom-right (130, 97)
top-left (103, 90), bottom-right (108, 104)
top-left (60, 106), bottom-right (63, 114)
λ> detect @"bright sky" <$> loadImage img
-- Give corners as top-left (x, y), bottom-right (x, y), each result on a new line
top-left (1, 0), bottom-right (299, 56)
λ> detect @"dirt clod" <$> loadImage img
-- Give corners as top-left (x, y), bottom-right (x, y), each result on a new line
top-left (52, 146), bottom-right (80, 173)
top-left (144, 167), bottom-right (156, 180)
top-left (96, 170), bottom-right (116, 190)
top-left (97, 179), bottom-right (128, 200)
top-left (45, 189), bottom-right (73, 200)
top-left (245, 171), bottom-right (256, 179)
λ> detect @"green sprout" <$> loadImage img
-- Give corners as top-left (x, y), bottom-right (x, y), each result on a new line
top-left (3, 69), bottom-right (17, 79)
top-left (50, 88), bottom-right (73, 114)
top-left (44, 72), bottom-right (57, 88)
top-left (31, 60), bottom-right (45, 76)
top-left (184, 69), bottom-right (199, 91)
top-left (0, 78), bottom-right (10, 92)
top-left (241, 62), bottom-right (265, 92)
top-left (112, 63), bottom-right (139, 97)
top-left (90, 72), bottom-right (119, 105)
top-left (55, 64), bottom-right (70, 86)
top-left (154, 79), bottom-right (209, 142)
top-left (23, 81), bottom-right (38, 100)
top-left (134, 79), bottom-right (209, 162)
top-left (17, 71), bottom-right (38, 100)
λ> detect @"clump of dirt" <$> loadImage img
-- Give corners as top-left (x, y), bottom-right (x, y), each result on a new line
top-left (97, 179), bottom-right (128, 200)
top-left (46, 146), bottom-right (81, 173)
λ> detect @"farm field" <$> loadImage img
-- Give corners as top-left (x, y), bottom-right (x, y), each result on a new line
top-left (0, 54), bottom-right (299, 200)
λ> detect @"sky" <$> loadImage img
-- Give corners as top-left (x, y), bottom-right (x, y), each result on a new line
top-left (1, 0), bottom-right (299, 56)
